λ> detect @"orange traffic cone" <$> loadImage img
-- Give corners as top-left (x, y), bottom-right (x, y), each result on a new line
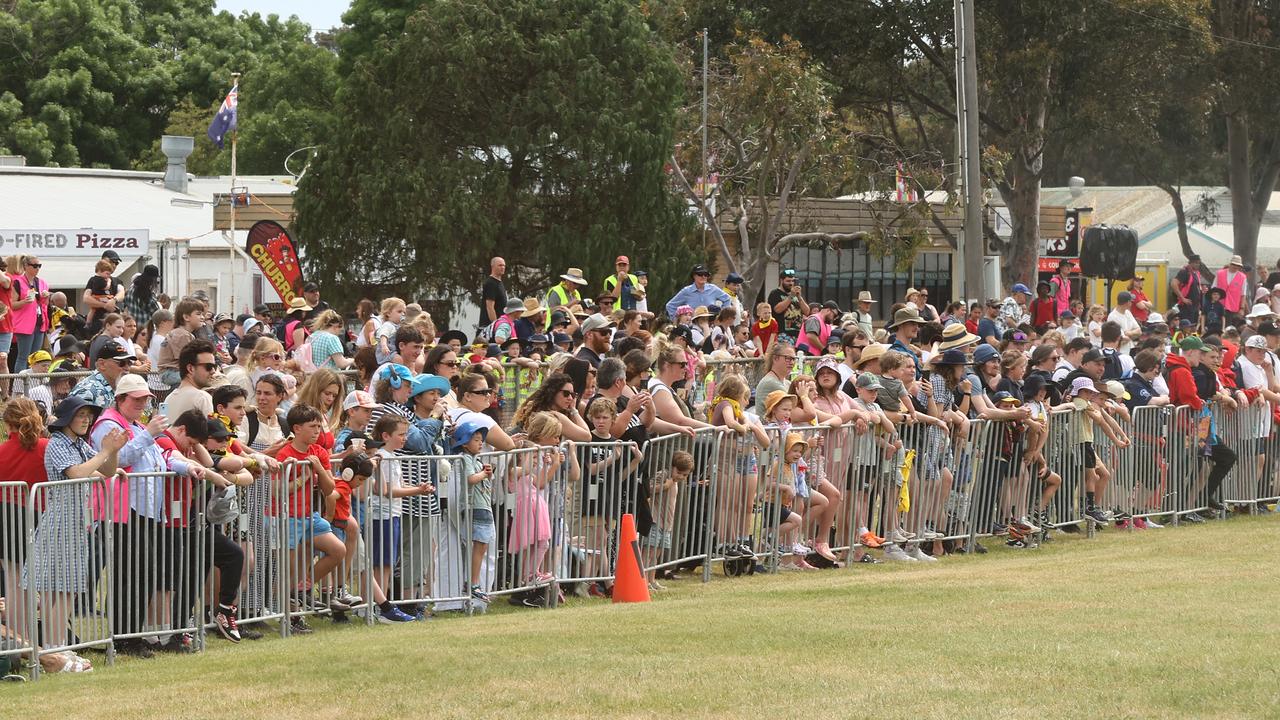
top-left (612, 513), bottom-right (651, 604)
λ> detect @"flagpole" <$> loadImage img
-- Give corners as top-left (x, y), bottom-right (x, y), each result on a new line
top-left (229, 71), bottom-right (240, 317)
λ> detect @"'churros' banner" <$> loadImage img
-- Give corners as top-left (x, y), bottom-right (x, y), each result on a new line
top-left (246, 221), bottom-right (304, 304)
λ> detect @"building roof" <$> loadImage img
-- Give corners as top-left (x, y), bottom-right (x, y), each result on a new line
top-left (0, 166), bottom-right (297, 286)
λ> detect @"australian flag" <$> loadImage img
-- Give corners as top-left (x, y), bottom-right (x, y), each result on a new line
top-left (207, 83), bottom-right (238, 149)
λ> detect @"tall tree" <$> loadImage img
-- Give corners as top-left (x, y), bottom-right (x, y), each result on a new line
top-left (294, 0), bottom-right (698, 310)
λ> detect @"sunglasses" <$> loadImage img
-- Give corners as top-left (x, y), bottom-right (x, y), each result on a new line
top-left (851, 344), bottom-right (868, 350)
top-left (440, 360), bottom-right (461, 368)
top-left (778, 355), bottom-right (798, 362)
top-left (559, 389), bottom-right (577, 399)
top-left (672, 360), bottom-right (688, 367)
top-left (263, 353), bottom-right (283, 361)
top-left (467, 388), bottom-right (494, 396)
top-left (26, 262), bottom-right (41, 269)
top-left (114, 359), bottom-right (133, 368)
top-left (194, 362), bottom-right (217, 371)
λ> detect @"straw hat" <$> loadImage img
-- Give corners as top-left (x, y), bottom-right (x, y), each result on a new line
top-left (286, 297), bottom-right (313, 313)
top-left (1230, 255), bottom-right (1243, 267)
top-left (853, 343), bottom-right (888, 368)
top-left (856, 290), bottom-right (876, 304)
top-left (691, 306), bottom-right (713, 320)
top-left (560, 267), bottom-right (588, 285)
top-left (520, 297), bottom-right (546, 318)
top-left (937, 322), bottom-right (980, 351)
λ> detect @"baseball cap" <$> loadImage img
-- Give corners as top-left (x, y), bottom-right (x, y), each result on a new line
top-left (1179, 336), bottom-right (1206, 351)
top-left (1081, 348), bottom-right (1105, 364)
top-left (100, 338), bottom-right (136, 362)
top-left (342, 390), bottom-right (377, 411)
top-left (1117, 291), bottom-right (1133, 304)
top-left (855, 372), bottom-right (884, 391)
top-left (1244, 334), bottom-right (1269, 350)
top-left (821, 300), bottom-right (840, 313)
top-left (205, 417), bottom-right (233, 440)
top-left (102, 249), bottom-right (122, 263)
top-left (690, 264), bottom-right (710, 276)
top-left (1011, 283), bottom-right (1030, 295)
top-left (114, 373), bottom-right (152, 398)
top-left (615, 255), bottom-right (630, 265)
top-left (580, 313), bottom-right (614, 334)
top-left (1103, 380), bottom-right (1131, 400)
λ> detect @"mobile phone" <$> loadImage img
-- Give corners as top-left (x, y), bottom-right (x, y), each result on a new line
top-left (158, 401), bottom-right (169, 417)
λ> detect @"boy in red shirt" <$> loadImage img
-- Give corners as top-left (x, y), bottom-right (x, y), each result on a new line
top-left (276, 403), bottom-right (346, 633)
top-left (750, 302), bottom-right (779, 357)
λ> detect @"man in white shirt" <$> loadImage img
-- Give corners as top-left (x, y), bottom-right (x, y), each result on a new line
top-left (1106, 292), bottom-right (1142, 353)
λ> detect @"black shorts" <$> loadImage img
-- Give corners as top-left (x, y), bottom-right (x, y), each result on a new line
top-left (1082, 442), bottom-right (1097, 469)
top-left (0, 501), bottom-right (29, 564)
top-left (761, 501), bottom-right (793, 528)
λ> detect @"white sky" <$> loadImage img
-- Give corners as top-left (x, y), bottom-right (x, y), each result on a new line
top-left (215, 0), bottom-right (352, 31)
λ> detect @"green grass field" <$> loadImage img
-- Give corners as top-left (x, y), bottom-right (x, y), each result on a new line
top-left (8, 517), bottom-right (1280, 719)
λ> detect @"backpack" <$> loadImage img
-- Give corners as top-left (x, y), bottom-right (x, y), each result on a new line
top-left (1101, 348), bottom-right (1125, 381)
top-left (294, 336), bottom-right (318, 372)
top-left (246, 409), bottom-right (289, 448)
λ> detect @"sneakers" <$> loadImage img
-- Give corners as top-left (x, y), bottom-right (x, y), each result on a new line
top-left (992, 522), bottom-right (1008, 536)
top-left (904, 545), bottom-right (938, 562)
top-left (1016, 516), bottom-right (1042, 534)
top-left (334, 588), bottom-right (364, 607)
top-left (889, 528), bottom-right (915, 544)
top-left (1006, 538), bottom-right (1030, 549)
top-left (1036, 510), bottom-right (1053, 529)
top-left (882, 544), bottom-right (916, 562)
top-left (377, 607), bottom-right (416, 624)
top-left (1143, 517), bottom-right (1163, 529)
top-left (213, 606), bottom-right (242, 643)
top-left (791, 542), bottom-right (813, 556)
top-left (324, 592), bottom-right (352, 613)
top-left (1184, 512), bottom-right (1206, 524)
top-left (237, 622), bottom-right (265, 641)
top-left (289, 617), bottom-right (313, 635)
top-left (919, 525), bottom-right (944, 541)
top-left (1085, 508), bottom-right (1110, 524)
top-left (157, 634), bottom-right (193, 654)
top-left (855, 553), bottom-right (881, 564)
top-left (858, 530), bottom-right (885, 548)
top-left (1115, 519), bottom-right (1132, 530)
top-left (1131, 517), bottom-right (1149, 530)
top-left (586, 582), bottom-right (611, 599)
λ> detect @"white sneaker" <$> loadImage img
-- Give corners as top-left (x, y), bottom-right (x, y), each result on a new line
top-left (919, 529), bottom-right (944, 540)
top-left (905, 545), bottom-right (938, 562)
top-left (883, 544), bottom-right (916, 562)
top-left (1018, 516), bottom-right (1042, 534)
top-left (791, 543), bottom-right (813, 556)
top-left (889, 528), bottom-right (915, 544)
top-left (1144, 518), bottom-right (1164, 529)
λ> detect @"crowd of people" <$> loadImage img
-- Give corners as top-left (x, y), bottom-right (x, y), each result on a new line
top-left (2, 249), bottom-right (1279, 677)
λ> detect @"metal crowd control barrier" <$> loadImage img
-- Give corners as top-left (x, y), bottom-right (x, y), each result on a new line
top-left (643, 429), bottom-right (720, 583)
top-left (231, 466), bottom-right (289, 635)
top-left (25, 476), bottom-right (113, 676)
top-left (1, 483), bottom-right (34, 679)
top-left (107, 472), bottom-right (208, 653)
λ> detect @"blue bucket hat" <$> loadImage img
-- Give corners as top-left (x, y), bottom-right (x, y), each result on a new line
top-left (376, 363), bottom-right (414, 390)
top-left (451, 420), bottom-right (489, 451)
top-left (972, 344), bottom-right (1000, 365)
top-left (409, 373), bottom-right (451, 398)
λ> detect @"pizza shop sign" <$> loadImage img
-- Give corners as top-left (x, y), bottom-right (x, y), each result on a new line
top-left (0, 229), bottom-right (149, 257)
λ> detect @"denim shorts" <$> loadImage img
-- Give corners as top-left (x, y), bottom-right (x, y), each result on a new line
top-left (287, 512), bottom-right (334, 549)
top-left (470, 507), bottom-right (495, 545)
top-left (0, 333), bottom-right (13, 354)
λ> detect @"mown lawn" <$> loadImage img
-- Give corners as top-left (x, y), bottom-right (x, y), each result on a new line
top-left (7, 516), bottom-right (1280, 719)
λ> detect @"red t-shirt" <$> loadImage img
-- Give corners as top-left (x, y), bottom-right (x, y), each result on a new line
top-left (277, 442), bottom-right (330, 518)
top-left (1130, 289), bottom-right (1150, 323)
top-left (1030, 298), bottom-right (1056, 328)
top-left (156, 432), bottom-right (195, 528)
top-left (751, 319), bottom-right (779, 357)
top-left (0, 436), bottom-right (48, 506)
top-left (333, 478), bottom-right (352, 523)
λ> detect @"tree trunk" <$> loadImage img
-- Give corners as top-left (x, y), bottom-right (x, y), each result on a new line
top-left (998, 156), bottom-right (1042, 293)
top-left (1157, 183), bottom-right (1197, 262)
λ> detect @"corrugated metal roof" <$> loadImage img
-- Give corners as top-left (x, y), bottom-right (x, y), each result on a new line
top-left (0, 167), bottom-right (297, 286)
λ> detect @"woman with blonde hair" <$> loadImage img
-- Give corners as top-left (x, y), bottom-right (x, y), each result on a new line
top-left (247, 336), bottom-right (287, 386)
top-left (308, 309), bottom-right (353, 370)
top-left (296, 368), bottom-right (345, 443)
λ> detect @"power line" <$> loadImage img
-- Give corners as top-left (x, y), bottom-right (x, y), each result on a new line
top-left (1097, 0), bottom-right (1280, 53)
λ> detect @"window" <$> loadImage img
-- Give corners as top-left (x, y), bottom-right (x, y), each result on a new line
top-left (782, 243), bottom-right (954, 321)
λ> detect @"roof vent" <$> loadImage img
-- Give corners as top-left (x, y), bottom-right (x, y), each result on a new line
top-left (160, 135), bottom-right (194, 194)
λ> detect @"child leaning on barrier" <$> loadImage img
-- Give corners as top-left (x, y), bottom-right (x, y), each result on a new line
top-left (1019, 374), bottom-right (1063, 531)
top-left (1064, 377), bottom-right (1130, 526)
top-left (711, 377), bottom-right (770, 559)
top-left (850, 372), bottom-right (901, 558)
top-left (643, 450), bottom-right (693, 590)
top-left (765, 433), bottom-right (808, 570)
top-left (369, 414), bottom-right (433, 623)
top-left (581, 397), bottom-right (643, 597)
